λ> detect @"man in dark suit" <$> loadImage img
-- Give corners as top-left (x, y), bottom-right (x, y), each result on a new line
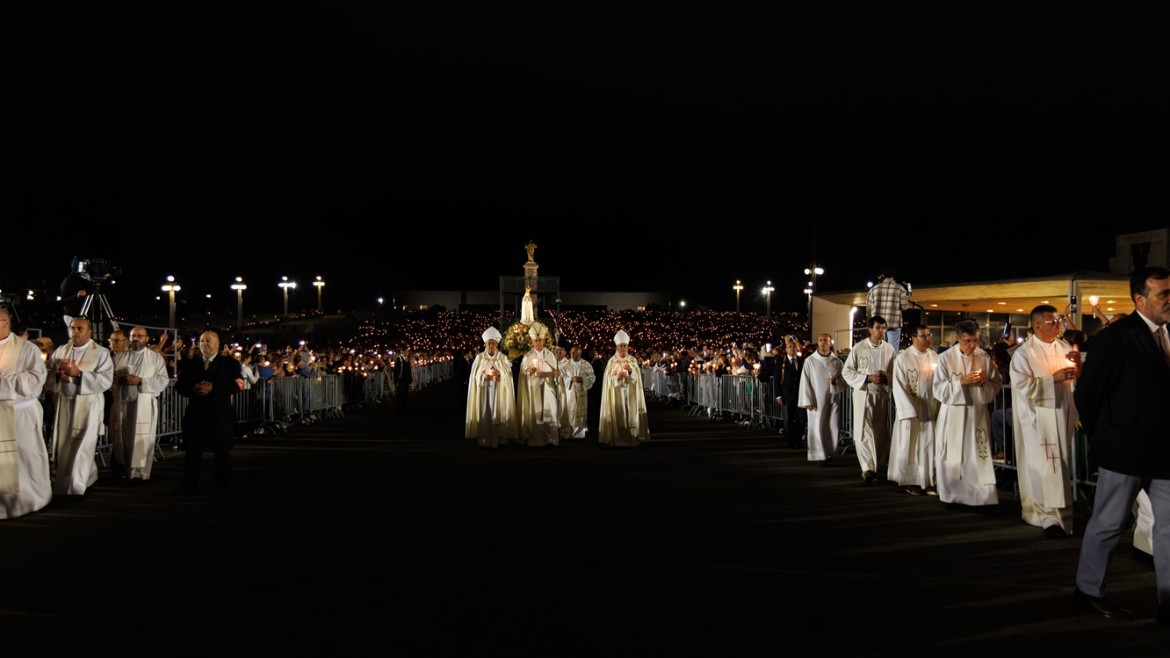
top-left (778, 338), bottom-right (807, 448)
top-left (393, 347), bottom-right (413, 412)
top-left (1073, 265), bottom-right (1170, 623)
top-left (175, 330), bottom-right (243, 496)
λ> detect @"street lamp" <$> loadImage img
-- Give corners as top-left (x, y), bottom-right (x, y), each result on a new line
top-left (762, 281), bottom-right (775, 319)
top-left (278, 276), bottom-right (297, 319)
top-left (733, 280), bottom-right (744, 313)
top-left (804, 265), bottom-right (824, 335)
top-left (161, 276), bottom-right (180, 329)
top-left (231, 277), bottom-right (247, 329)
top-left (313, 276), bottom-right (325, 312)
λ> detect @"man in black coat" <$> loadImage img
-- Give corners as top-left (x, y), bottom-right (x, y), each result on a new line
top-left (1073, 266), bottom-right (1170, 623)
top-left (393, 347), bottom-right (413, 412)
top-left (778, 339), bottom-right (807, 448)
top-left (175, 330), bottom-right (243, 496)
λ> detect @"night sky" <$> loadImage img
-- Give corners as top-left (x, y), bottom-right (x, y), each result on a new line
top-left (7, 5), bottom-right (1167, 317)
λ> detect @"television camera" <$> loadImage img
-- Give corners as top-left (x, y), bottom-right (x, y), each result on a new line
top-left (77, 258), bottom-right (121, 282)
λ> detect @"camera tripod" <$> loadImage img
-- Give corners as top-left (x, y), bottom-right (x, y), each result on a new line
top-left (78, 282), bottom-right (120, 344)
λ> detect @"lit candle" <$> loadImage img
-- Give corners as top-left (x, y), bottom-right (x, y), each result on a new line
top-left (1088, 295), bottom-right (1100, 307)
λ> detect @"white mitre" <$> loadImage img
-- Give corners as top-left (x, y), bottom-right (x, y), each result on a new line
top-left (614, 330), bottom-right (630, 345)
top-left (482, 327), bottom-right (502, 343)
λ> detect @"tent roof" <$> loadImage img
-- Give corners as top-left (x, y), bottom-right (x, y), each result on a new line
top-left (816, 271), bottom-right (1133, 316)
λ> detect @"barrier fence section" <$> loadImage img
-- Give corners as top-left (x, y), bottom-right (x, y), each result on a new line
top-left (645, 366), bottom-right (1095, 501)
top-left (94, 359), bottom-right (454, 461)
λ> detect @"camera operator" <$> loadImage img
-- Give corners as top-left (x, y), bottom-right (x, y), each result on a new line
top-left (866, 265), bottom-right (911, 350)
top-left (60, 256), bottom-right (95, 332)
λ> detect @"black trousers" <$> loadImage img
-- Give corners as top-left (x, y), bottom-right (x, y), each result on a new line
top-left (396, 382), bottom-right (410, 411)
top-left (184, 444), bottom-right (231, 488)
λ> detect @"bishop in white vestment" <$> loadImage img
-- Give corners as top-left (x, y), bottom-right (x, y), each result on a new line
top-left (465, 327), bottom-right (518, 448)
top-left (599, 330), bottom-right (649, 447)
top-left (517, 330), bottom-right (567, 446)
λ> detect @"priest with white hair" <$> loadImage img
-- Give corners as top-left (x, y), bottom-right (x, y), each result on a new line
top-left (465, 327), bottom-right (518, 448)
top-left (599, 329), bottom-right (650, 447)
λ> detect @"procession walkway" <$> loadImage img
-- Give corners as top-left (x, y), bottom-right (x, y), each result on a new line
top-left (1, 379), bottom-right (1165, 657)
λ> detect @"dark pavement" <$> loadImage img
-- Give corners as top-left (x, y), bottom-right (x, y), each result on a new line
top-left (2, 378), bottom-right (1166, 657)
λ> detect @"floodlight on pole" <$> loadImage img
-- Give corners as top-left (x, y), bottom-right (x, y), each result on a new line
top-left (161, 276), bottom-right (180, 329)
top-left (231, 277), bottom-right (247, 329)
top-left (278, 276), bottom-right (297, 319)
top-left (733, 280), bottom-right (744, 313)
top-left (762, 281), bottom-right (775, 319)
top-left (804, 266), bottom-right (824, 335)
top-left (313, 276), bottom-right (325, 312)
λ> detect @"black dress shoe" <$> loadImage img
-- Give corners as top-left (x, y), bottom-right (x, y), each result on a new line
top-left (863, 470), bottom-right (878, 485)
top-left (1072, 588), bottom-right (1134, 620)
top-left (1042, 525), bottom-right (1069, 539)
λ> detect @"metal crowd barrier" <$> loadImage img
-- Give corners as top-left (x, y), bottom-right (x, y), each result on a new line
top-left (92, 360), bottom-right (453, 461)
top-left (643, 366), bottom-right (1095, 500)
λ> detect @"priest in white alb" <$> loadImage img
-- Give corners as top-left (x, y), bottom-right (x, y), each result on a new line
top-left (0, 306), bottom-right (51, 520)
top-left (888, 324), bottom-right (941, 495)
top-left (44, 316), bottom-right (114, 497)
top-left (109, 326), bottom-right (171, 481)
top-left (933, 319), bottom-right (1003, 508)
top-left (842, 316), bottom-right (897, 483)
top-left (798, 333), bottom-right (847, 466)
top-left (1011, 305), bottom-right (1081, 537)
top-left (561, 345), bottom-right (595, 439)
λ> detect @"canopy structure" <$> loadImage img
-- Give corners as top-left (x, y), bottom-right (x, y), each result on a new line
top-left (812, 271), bottom-right (1133, 347)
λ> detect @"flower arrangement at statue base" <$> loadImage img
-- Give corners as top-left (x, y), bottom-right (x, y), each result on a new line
top-left (501, 320), bottom-right (554, 360)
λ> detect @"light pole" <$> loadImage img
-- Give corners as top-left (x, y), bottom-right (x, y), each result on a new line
top-left (278, 276), bottom-right (296, 319)
top-left (231, 277), bottom-right (247, 329)
top-left (804, 265), bottom-right (824, 335)
top-left (762, 281), bottom-right (775, 319)
top-left (733, 280), bottom-right (744, 313)
top-left (161, 276), bottom-right (180, 329)
top-left (313, 276), bottom-right (325, 312)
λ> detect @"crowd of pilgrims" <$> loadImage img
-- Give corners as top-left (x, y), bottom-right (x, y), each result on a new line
top-left (160, 308), bottom-right (811, 382)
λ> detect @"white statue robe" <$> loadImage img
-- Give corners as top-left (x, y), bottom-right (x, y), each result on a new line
top-left (110, 347), bottom-right (170, 480)
top-left (44, 340), bottom-right (114, 496)
top-left (932, 345), bottom-right (1003, 506)
top-left (464, 349), bottom-right (518, 448)
top-left (1010, 335), bottom-right (1078, 533)
top-left (561, 357), bottom-right (595, 439)
top-left (842, 338), bottom-right (896, 474)
top-left (598, 354), bottom-right (649, 447)
top-left (798, 350), bottom-right (846, 462)
top-left (888, 346), bottom-right (941, 488)
top-left (517, 347), bottom-right (567, 446)
top-left (0, 335), bottom-right (50, 519)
